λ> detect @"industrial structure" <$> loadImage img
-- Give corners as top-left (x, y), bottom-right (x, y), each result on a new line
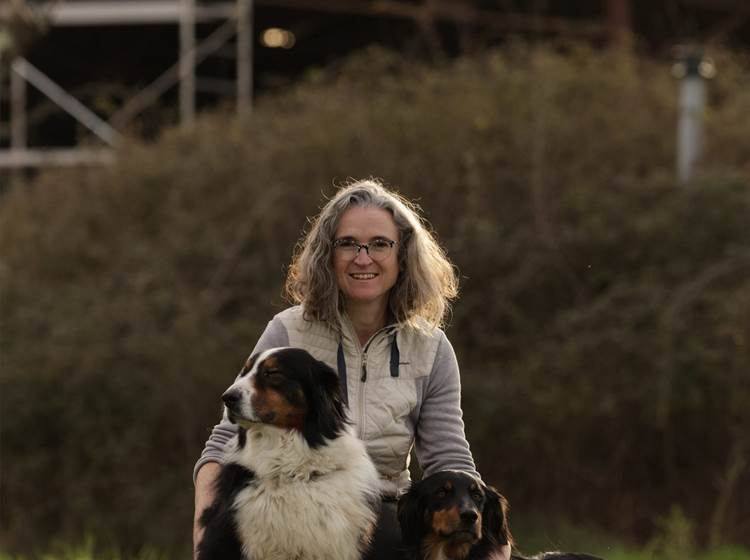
top-left (0, 0), bottom-right (745, 170)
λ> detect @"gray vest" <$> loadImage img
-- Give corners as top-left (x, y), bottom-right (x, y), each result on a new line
top-left (277, 306), bottom-right (441, 496)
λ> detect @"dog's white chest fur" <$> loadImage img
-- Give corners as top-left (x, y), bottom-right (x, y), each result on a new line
top-left (229, 425), bottom-right (380, 560)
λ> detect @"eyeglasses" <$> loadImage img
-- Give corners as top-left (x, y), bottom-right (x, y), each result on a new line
top-left (332, 238), bottom-right (397, 261)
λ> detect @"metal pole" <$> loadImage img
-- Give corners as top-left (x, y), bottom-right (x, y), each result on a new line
top-left (10, 59), bottom-right (28, 150)
top-left (180, 0), bottom-right (196, 126)
top-left (236, 0), bottom-right (253, 114)
top-left (675, 51), bottom-right (710, 186)
top-left (0, 38), bottom-right (4, 128)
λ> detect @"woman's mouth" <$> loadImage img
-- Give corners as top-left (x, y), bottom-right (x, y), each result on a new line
top-left (349, 273), bottom-right (378, 280)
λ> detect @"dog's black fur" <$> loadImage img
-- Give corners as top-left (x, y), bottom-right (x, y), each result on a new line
top-left (398, 470), bottom-right (604, 560)
top-left (197, 347), bottom-right (379, 560)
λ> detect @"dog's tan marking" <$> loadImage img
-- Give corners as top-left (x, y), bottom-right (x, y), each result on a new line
top-left (263, 356), bottom-right (280, 370)
top-left (420, 533), bottom-right (445, 560)
top-left (431, 506), bottom-right (461, 535)
top-left (421, 532), bottom-right (473, 560)
top-left (251, 386), bottom-right (306, 430)
top-left (443, 540), bottom-right (473, 560)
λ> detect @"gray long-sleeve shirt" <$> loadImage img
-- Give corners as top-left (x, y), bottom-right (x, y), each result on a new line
top-left (194, 308), bottom-right (478, 494)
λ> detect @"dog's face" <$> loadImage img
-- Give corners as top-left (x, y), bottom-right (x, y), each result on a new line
top-left (222, 347), bottom-right (347, 448)
top-left (398, 470), bottom-right (512, 560)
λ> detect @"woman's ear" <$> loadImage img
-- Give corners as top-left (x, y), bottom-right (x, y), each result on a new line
top-left (483, 485), bottom-right (513, 547)
top-left (397, 486), bottom-right (424, 546)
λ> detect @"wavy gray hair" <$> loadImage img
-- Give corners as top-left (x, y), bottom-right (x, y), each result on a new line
top-left (285, 179), bottom-right (458, 331)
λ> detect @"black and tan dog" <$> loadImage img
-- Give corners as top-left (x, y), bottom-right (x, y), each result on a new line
top-left (397, 470), bottom-right (603, 560)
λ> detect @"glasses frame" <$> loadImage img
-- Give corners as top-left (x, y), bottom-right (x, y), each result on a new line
top-left (332, 238), bottom-right (397, 262)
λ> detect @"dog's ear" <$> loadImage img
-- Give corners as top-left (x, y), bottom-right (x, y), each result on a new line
top-left (397, 484), bottom-right (425, 547)
top-left (316, 359), bottom-right (345, 404)
top-left (483, 485), bottom-right (513, 547)
top-left (303, 359), bottom-right (347, 446)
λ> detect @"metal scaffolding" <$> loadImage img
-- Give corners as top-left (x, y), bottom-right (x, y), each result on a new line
top-left (0, 0), bottom-right (253, 169)
top-left (0, 0), bottom-right (637, 170)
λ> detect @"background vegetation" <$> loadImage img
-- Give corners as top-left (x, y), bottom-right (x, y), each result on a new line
top-left (1, 43), bottom-right (749, 558)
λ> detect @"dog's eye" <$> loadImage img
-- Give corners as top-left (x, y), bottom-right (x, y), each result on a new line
top-left (263, 369), bottom-right (283, 378)
top-left (435, 488), bottom-right (448, 499)
top-left (471, 491), bottom-right (483, 502)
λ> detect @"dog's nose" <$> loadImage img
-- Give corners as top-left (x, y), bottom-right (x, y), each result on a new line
top-left (222, 389), bottom-right (241, 409)
top-left (460, 510), bottom-right (478, 524)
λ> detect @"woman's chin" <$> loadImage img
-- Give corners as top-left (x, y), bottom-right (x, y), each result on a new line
top-left (342, 290), bottom-right (389, 307)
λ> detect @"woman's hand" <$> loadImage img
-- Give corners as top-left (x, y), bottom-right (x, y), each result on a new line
top-left (193, 462), bottom-right (221, 559)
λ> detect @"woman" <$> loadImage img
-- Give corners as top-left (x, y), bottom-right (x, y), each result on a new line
top-left (193, 179), bottom-right (508, 559)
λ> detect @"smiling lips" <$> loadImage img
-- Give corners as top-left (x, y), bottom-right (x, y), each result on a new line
top-left (350, 273), bottom-right (378, 280)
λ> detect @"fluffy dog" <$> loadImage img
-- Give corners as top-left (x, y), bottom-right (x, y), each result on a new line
top-left (397, 470), bottom-right (603, 560)
top-left (197, 347), bottom-right (381, 560)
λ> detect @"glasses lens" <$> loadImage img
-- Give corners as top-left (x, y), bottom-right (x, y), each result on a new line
top-left (368, 240), bottom-right (392, 261)
top-left (334, 240), bottom-right (358, 258)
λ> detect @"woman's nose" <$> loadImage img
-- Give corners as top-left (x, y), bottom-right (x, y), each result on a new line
top-left (353, 246), bottom-right (373, 264)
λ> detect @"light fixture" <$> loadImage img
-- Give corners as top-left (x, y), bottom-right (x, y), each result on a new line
top-left (260, 27), bottom-right (296, 49)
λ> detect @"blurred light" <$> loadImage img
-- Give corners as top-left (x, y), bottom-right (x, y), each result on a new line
top-left (698, 58), bottom-right (716, 79)
top-left (261, 27), bottom-right (295, 49)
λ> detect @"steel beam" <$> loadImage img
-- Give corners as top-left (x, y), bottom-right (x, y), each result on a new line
top-left (237, 0), bottom-right (253, 114)
top-left (10, 61), bottom-right (27, 150)
top-left (0, 1), bottom-right (236, 26)
top-left (179, 0), bottom-right (196, 126)
top-left (11, 58), bottom-right (122, 147)
top-left (0, 148), bottom-right (116, 168)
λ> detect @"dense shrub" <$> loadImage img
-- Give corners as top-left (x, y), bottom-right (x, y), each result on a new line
top-left (1, 44), bottom-right (748, 556)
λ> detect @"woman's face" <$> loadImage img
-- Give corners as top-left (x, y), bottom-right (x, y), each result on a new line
top-left (333, 206), bottom-right (400, 310)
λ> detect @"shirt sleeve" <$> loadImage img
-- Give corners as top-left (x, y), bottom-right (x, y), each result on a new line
top-left (192, 315), bottom-right (290, 483)
top-left (414, 332), bottom-right (479, 479)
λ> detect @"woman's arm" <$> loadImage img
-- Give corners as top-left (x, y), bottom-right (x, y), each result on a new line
top-left (414, 331), bottom-right (478, 478)
top-left (193, 462), bottom-right (221, 558)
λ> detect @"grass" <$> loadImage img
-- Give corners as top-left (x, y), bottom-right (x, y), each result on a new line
top-left (0, 538), bottom-right (168, 560)
top-left (2, 539), bottom-right (748, 560)
top-left (2, 508), bottom-right (747, 560)
top-left (509, 509), bottom-right (750, 560)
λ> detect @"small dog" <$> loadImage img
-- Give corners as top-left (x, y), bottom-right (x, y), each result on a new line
top-left (397, 470), bottom-right (603, 560)
top-left (198, 347), bottom-right (381, 560)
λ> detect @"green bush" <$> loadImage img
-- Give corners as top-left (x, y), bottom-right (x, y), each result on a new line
top-left (1, 44), bottom-right (748, 556)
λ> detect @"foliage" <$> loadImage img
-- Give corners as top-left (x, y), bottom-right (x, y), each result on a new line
top-left (1, 44), bottom-right (749, 556)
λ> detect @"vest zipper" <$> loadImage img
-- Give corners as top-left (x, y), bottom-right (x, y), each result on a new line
top-left (358, 341), bottom-right (374, 438)
top-left (348, 324), bottom-right (397, 440)
top-left (359, 351), bottom-right (367, 438)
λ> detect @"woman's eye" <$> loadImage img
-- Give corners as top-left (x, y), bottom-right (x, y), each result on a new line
top-left (372, 240), bottom-right (389, 248)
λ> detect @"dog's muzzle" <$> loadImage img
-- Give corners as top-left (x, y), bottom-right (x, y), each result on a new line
top-left (222, 389), bottom-right (241, 410)
top-left (222, 389), bottom-right (248, 424)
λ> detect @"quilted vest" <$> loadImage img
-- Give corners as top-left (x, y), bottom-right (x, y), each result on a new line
top-left (276, 306), bottom-right (442, 497)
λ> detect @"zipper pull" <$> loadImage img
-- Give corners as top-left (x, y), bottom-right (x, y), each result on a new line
top-left (361, 354), bottom-right (368, 382)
